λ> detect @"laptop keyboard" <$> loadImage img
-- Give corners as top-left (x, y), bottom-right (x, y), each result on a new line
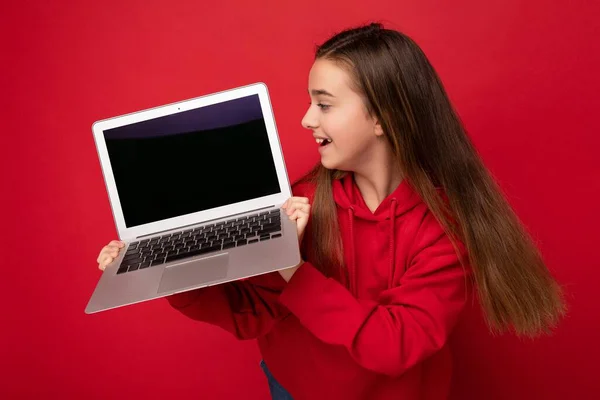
top-left (116, 209), bottom-right (283, 275)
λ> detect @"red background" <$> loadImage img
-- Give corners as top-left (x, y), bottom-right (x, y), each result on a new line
top-left (2, 0), bottom-right (599, 398)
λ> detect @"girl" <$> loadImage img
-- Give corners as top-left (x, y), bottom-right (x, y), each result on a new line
top-left (96, 22), bottom-right (565, 400)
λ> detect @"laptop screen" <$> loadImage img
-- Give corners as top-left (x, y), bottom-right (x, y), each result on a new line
top-left (103, 94), bottom-right (281, 228)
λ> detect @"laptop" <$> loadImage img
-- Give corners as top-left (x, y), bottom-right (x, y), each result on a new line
top-left (85, 82), bottom-right (301, 314)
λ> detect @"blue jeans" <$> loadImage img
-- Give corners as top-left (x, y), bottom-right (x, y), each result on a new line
top-left (260, 360), bottom-right (294, 400)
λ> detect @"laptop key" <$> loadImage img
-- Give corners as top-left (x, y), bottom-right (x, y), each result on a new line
top-left (223, 242), bottom-right (236, 249)
top-left (236, 239), bottom-right (248, 246)
top-left (272, 233), bottom-right (282, 238)
top-left (257, 225), bottom-right (280, 236)
top-left (151, 258), bottom-right (165, 266)
top-left (128, 263), bottom-right (140, 271)
top-left (121, 254), bottom-right (143, 265)
top-left (248, 239), bottom-right (259, 244)
top-left (121, 257), bottom-right (144, 265)
top-left (117, 266), bottom-right (128, 274)
top-left (140, 261), bottom-right (151, 269)
top-left (124, 257), bottom-right (143, 265)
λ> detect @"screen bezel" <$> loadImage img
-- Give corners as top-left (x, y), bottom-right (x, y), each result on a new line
top-left (92, 82), bottom-right (292, 240)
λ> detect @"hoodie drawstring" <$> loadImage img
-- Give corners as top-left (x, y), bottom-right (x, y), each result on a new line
top-left (389, 199), bottom-right (397, 289)
top-left (347, 207), bottom-right (356, 295)
top-left (346, 199), bottom-right (398, 295)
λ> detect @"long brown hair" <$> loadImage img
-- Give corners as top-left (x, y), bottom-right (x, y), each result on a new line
top-left (296, 22), bottom-right (566, 338)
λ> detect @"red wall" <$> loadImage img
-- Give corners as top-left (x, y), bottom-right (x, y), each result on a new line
top-left (3, 1), bottom-right (599, 398)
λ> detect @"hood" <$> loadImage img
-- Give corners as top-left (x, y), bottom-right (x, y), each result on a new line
top-left (332, 173), bottom-right (422, 293)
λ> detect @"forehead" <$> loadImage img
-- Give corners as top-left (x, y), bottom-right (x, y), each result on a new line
top-left (308, 59), bottom-right (355, 96)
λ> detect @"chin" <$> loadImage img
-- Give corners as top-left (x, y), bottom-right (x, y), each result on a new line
top-left (320, 151), bottom-right (352, 170)
top-left (320, 157), bottom-right (338, 170)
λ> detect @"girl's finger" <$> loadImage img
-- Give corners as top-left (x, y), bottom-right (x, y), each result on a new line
top-left (289, 209), bottom-right (309, 221)
top-left (105, 245), bottom-right (120, 252)
top-left (282, 197), bottom-right (309, 209)
top-left (97, 243), bottom-right (123, 263)
top-left (286, 202), bottom-right (310, 215)
top-left (97, 250), bottom-right (107, 264)
top-left (99, 255), bottom-right (112, 270)
top-left (97, 247), bottom-right (115, 263)
top-left (103, 253), bottom-right (114, 264)
top-left (109, 240), bottom-right (125, 248)
top-left (103, 254), bottom-right (114, 266)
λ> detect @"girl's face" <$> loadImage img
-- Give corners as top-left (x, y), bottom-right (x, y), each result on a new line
top-left (301, 58), bottom-right (384, 171)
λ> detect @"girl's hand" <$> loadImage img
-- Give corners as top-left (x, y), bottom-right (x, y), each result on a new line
top-left (279, 197), bottom-right (310, 282)
top-left (97, 240), bottom-right (125, 271)
top-left (282, 197), bottom-right (310, 245)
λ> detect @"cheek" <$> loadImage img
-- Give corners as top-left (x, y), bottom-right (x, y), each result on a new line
top-left (324, 112), bottom-right (362, 140)
top-left (331, 118), bottom-right (373, 151)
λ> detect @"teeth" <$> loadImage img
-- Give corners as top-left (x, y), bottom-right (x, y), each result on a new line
top-left (315, 138), bottom-right (331, 144)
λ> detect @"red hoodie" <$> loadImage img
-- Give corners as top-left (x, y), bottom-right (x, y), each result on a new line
top-left (167, 173), bottom-right (471, 400)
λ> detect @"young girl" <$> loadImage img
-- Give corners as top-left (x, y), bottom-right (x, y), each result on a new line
top-left (96, 22), bottom-right (565, 400)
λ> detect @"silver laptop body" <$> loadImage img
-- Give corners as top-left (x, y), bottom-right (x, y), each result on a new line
top-left (85, 82), bottom-right (301, 314)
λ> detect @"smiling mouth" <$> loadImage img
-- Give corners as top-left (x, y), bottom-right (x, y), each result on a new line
top-left (316, 138), bottom-right (332, 147)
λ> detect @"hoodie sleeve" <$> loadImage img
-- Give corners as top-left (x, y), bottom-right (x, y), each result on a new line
top-left (278, 216), bottom-right (470, 377)
top-left (166, 271), bottom-right (288, 340)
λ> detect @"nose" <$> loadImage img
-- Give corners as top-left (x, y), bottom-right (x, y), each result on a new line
top-left (301, 104), bottom-right (318, 130)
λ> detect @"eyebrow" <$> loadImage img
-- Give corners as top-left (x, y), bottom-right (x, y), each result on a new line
top-left (309, 89), bottom-right (335, 98)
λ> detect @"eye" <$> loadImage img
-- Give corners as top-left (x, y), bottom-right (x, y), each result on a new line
top-left (308, 102), bottom-right (331, 111)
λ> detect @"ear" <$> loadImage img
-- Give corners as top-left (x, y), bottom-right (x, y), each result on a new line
top-left (373, 117), bottom-right (384, 137)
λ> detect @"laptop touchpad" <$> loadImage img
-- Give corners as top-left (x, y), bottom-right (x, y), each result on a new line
top-left (157, 253), bottom-right (229, 294)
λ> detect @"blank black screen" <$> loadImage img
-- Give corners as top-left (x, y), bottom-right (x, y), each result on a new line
top-left (103, 94), bottom-right (281, 228)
